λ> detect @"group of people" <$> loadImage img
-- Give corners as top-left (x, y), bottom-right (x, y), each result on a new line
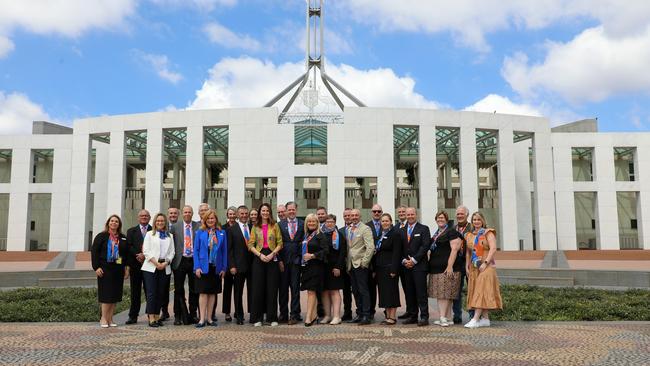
top-left (91, 201), bottom-right (502, 329)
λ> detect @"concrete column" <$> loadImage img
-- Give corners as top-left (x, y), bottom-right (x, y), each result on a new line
top-left (67, 133), bottom-right (91, 251)
top-left (459, 126), bottom-right (478, 214)
top-left (172, 158), bottom-right (179, 200)
top-left (227, 172), bottom-right (245, 210)
top-left (594, 144), bottom-right (619, 249)
top-left (145, 127), bottom-right (163, 215)
top-left (277, 175), bottom-right (294, 209)
top-left (106, 130), bottom-right (125, 219)
top-left (92, 143), bottom-right (110, 239)
top-left (377, 174), bottom-right (395, 223)
top-left (185, 125), bottom-right (204, 218)
top-left (497, 128), bottom-right (518, 251)
top-left (535, 131), bottom-right (559, 250)
top-left (419, 125), bottom-right (437, 228)
top-left (327, 175), bottom-right (345, 227)
top-left (514, 141), bottom-right (534, 250)
top-left (6, 148), bottom-right (31, 251)
top-left (48, 147), bottom-right (72, 251)
top-left (636, 145), bottom-right (650, 249)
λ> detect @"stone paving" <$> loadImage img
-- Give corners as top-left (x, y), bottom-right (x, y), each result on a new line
top-left (0, 321), bottom-right (648, 365)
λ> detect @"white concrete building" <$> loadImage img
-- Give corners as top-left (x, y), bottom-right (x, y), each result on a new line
top-left (0, 111), bottom-right (648, 253)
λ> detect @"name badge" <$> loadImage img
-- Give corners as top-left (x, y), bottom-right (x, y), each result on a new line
top-left (382, 236), bottom-right (388, 239)
top-left (414, 234), bottom-right (421, 237)
top-left (116, 257), bottom-right (123, 265)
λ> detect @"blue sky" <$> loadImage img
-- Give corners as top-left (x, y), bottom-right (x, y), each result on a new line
top-left (1, 0), bottom-right (650, 134)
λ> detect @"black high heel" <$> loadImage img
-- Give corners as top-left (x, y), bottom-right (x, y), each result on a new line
top-left (304, 318), bottom-right (318, 327)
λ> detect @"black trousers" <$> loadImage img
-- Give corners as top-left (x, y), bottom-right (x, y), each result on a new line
top-left (403, 269), bottom-right (429, 320)
top-left (128, 266), bottom-right (145, 319)
top-left (350, 267), bottom-right (371, 318)
top-left (342, 271), bottom-right (352, 316)
top-left (143, 269), bottom-right (168, 315)
top-left (232, 271), bottom-right (249, 320)
top-left (368, 269), bottom-right (377, 316)
top-left (279, 261), bottom-right (301, 320)
top-left (173, 257), bottom-right (198, 320)
top-left (222, 272), bottom-right (234, 314)
top-left (161, 271), bottom-right (170, 315)
top-left (251, 249), bottom-right (280, 323)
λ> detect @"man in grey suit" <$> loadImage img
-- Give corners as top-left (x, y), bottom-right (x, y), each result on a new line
top-left (346, 208), bottom-right (375, 325)
top-left (169, 205), bottom-right (200, 325)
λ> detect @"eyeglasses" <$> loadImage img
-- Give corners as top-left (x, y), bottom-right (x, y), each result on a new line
top-left (371, 210), bottom-right (382, 213)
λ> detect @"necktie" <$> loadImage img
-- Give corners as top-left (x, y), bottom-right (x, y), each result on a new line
top-left (400, 222), bottom-right (405, 229)
top-left (289, 221), bottom-right (296, 240)
top-left (407, 224), bottom-right (414, 242)
top-left (140, 225), bottom-right (147, 238)
top-left (243, 225), bottom-right (250, 241)
top-left (184, 223), bottom-right (192, 256)
top-left (374, 221), bottom-right (380, 236)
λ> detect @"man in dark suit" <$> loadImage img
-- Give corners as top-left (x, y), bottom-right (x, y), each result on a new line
top-left (365, 204), bottom-right (383, 319)
top-left (125, 209), bottom-right (151, 324)
top-left (220, 206), bottom-right (238, 322)
top-left (400, 207), bottom-right (431, 326)
top-left (227, 205), bottom-right (253, 325)
top-left (169, 205), bottom-right (200, 325)
top-left (278, 201), bottom-right (304, 324)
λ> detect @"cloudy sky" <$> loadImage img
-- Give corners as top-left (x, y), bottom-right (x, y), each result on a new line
top-left (2, 0), bottom-right (650, 134)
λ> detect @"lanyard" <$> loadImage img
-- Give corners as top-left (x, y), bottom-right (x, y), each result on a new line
top-left (430, 224), bottom-right (448, 251)
top-left (301, 231), bottom-right (317, 266)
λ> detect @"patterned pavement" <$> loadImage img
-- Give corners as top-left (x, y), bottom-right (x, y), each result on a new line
top-left (1, 321), bottom-right (649, 365)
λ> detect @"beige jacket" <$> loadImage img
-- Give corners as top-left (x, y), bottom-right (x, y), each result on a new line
top-left (345, 222), bottom-right (375, 271)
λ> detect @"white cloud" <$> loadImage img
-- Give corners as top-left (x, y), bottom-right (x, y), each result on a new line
top-left (464, 94), bottom-right (542, 116)
top-left (204, 22), bottom-right (261, 52)
top-left (133, 50), bottom-right (183, 84)
top-left (187, 56), bottom-right (441, 110)
top-left (148, 0), bottom-right (236, 11)
top-left (0, 35), bottom-right (14, 58)
top-left (339, 0), bottom-right (650, 52)
top-left (502, 25), bottom-right (650, 104)
top-left (0, 91), bottom-right (53, 135)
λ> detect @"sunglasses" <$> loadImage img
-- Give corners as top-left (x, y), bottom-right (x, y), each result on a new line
top-left (371, 210), bottom-right (382, 213)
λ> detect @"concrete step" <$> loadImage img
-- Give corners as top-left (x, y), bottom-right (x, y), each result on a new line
top-left (37, 277), bottom-right (97, 288)
top-left (500, 276), bottom-right (575, 287)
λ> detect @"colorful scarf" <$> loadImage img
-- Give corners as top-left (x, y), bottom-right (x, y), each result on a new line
top-left (107, 233), bottom-right (120, 262)
top-left (301, 230), bottom-right (317, 266)
top-left (430, 224), bottom-right (448, 251)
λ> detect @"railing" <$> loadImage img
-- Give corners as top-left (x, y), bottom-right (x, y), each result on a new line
top-left (620, 235), bottom-right (640, 249)
top-left (245, 188), bottom-right (277, 199)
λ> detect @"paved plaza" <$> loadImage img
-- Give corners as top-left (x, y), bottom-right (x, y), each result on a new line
top-left (0, 321), bottom-right (648, 365)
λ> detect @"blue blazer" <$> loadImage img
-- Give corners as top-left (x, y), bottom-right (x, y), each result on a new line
top-left (193, 228), bottom-right (228, 275)
top-left (278, 218), bottom-right (305, 264)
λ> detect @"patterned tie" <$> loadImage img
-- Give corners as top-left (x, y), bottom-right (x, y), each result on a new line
top-left (347, 224), bottom-right (356, 242)
top-left (407, 224), bottom-right (414, 242)
top-left (243, 224), bottom-right (250, 241)
top-left (184, 223), bottom-right (192, 256)
top-left (374, 221), bottom-right (380, 237)
top-left (289, 220), bottom-right (296, 240)
top-left (140, 225), bottom-right (147, 238)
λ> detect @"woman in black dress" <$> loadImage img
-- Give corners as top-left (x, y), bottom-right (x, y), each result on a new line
top-left (320, 214), bottom-right (347, 325)
top-left (374, 213), bottom-right (402, 325)
top-left (427, 210), bottom-right (464, 327)
top-left (91, 214), bottom-right (129, 328)
top-left (300, 213), bottom-right (329, 326)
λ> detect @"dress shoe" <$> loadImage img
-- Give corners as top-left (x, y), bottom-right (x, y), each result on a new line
top-left (329, 317), bottom-right (342, 325)
top-left (236, 318), bottom-right (244, 325)
top-left (357, 317), bottom-right (371, 326)
top-left (125, 318), bottom-right (137, 325)
top-left (148, 321), bottom-right (159, 328)
top-left (417, 319), bottom-right (430, 327)
top-left (174, 319), bottom-right (182, 325)
top-left (157, 320), bottom-right (165, 327)
top-left (225, 314), bottom-right (232, 322)
top-left (195, 322), bottom-right (206, 328)
top-left (397, 313), bottom-right (412, 319)
top-left (402, 318), bottom-right (418, 325)
top-left (453, 318), bottom-right (463, 325)
top-left (287, 319), bottom-right (298, 325)
top-left (349, 316), bottom-right (362, 323)
top-left (304, 318), bottom-right (317, 327)
top-left (160, 312), bottom-right (170, 321)
top-left (212, 316), bottom-right (218, 322)
top-left (278, 315), bottom-right (288, 323)
top-left (341, 313), bottom-right (353, 322)
top-left (109, 323), bottom-right (118, 327)
top-left (320, 316), bottom-right (332, 324)
top-left (191, 317), bottom-right (199, 324)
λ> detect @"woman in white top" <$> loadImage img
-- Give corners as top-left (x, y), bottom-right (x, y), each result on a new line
top-left (142, 213), bottom-right (175, 328)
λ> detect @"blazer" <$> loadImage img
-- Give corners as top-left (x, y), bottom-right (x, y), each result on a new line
top-left (141, 231), bottom-right (175, 275)
top-left (247, 223), bottom-right (283, 254)
top-left (366, 219), bottom-right (383, 243)
top-left (193, 228), bottom-right (229, 275)
top-left (373, 227), bottom-right (403, 275)
top-left (227, 222), bottom-right (253, 274)
top-left (304, 231), bottom-right (329, 263)
top-left (325, 228), bottom-right (348, 271)
top-left (169, 220), bottom-right (200, 270)
top-left (278, 218), bottom-right (305, 264)
top-left (91, 231), bottom-right (128, 270)
top-left (126, 224), bottom-right (152, 269)
top-left (345, 222), bottom-right (375, 271)
top-left (400, 222), bottom-right (432, 272)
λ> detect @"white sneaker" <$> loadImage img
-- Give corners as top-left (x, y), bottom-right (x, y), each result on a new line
top-left (270, 322), bottom-right (279, 327)
top-left (329, 317), bottom-right (341, 325)
top-left (253, 322), bottom-right (262, 327)
top-left (440, 317), bottom-right (450, 327)
top-left (478, 318), bottom-right (491, 327)
top-left (464, 319), bottom-right (479, 328)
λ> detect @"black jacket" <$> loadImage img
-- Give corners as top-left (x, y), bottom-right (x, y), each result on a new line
top-left (400, 222), bottom-right (431, 272)
top-left (278, 218), bottom-right (305, 265)
top-left (91, 231), bottom-right (127, 270)
top-left (227, 222), bottom-right (253, 274)
top-left (324, 228), bottom-right (348, 271)
top-left (126, 224), bottom-right (151, 269)
top-left (374, 227), bottom-right (403, 274)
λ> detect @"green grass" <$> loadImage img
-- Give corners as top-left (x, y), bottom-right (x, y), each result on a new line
top-left (490, 285), bottom-right (650, 321)
top-left (0, 287), bottom-right (132, 322)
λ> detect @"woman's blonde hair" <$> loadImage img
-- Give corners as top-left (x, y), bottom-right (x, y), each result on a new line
top-left (303, 213), bottom-right (321, 234)
top-left (200, 208), bottom-right (222, 230)
top-left (471, 211), bottom-right (487, 228)
top-left (150, 213), bottom-right (168, 237)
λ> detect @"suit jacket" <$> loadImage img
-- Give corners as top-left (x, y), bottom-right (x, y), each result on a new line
top-left (227, 222), bottom-right (253, 274)
top-left (126, 224), bottom-right (152, 269)
top-left (346, 222), bottom-right (375, 271)
top-left (170, 220), bottom-right (200, 270)
top-left (325, 228), bottom-right (348, 271)
top-left (304, 231), bottom-right (329, 263)
top-left (374, 227), bottom-right (403, 275)
top-left (193, 229), bottom-right (228, 275)
top-left (366, 219), bottom-right (382, 243)
top-left (400, 222), bottom-right (431, 272)
top-left (141, 231), bottom-right (175, 275)
top-left (91, 231), bottom-right (128, 270)
top-left (278, 218), bottom-right (305, 265)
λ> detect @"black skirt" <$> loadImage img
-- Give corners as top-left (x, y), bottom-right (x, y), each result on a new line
top-left (300, 260), bottom-right (325, 292)
top-left (97, 262), bottom-right (125, 303)
top-left (323, 263), bottom-right (344, 290)
top-left (196, 265), bottom-right (222, 294)
top-left (376, 266), bottom-right (400, 308)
